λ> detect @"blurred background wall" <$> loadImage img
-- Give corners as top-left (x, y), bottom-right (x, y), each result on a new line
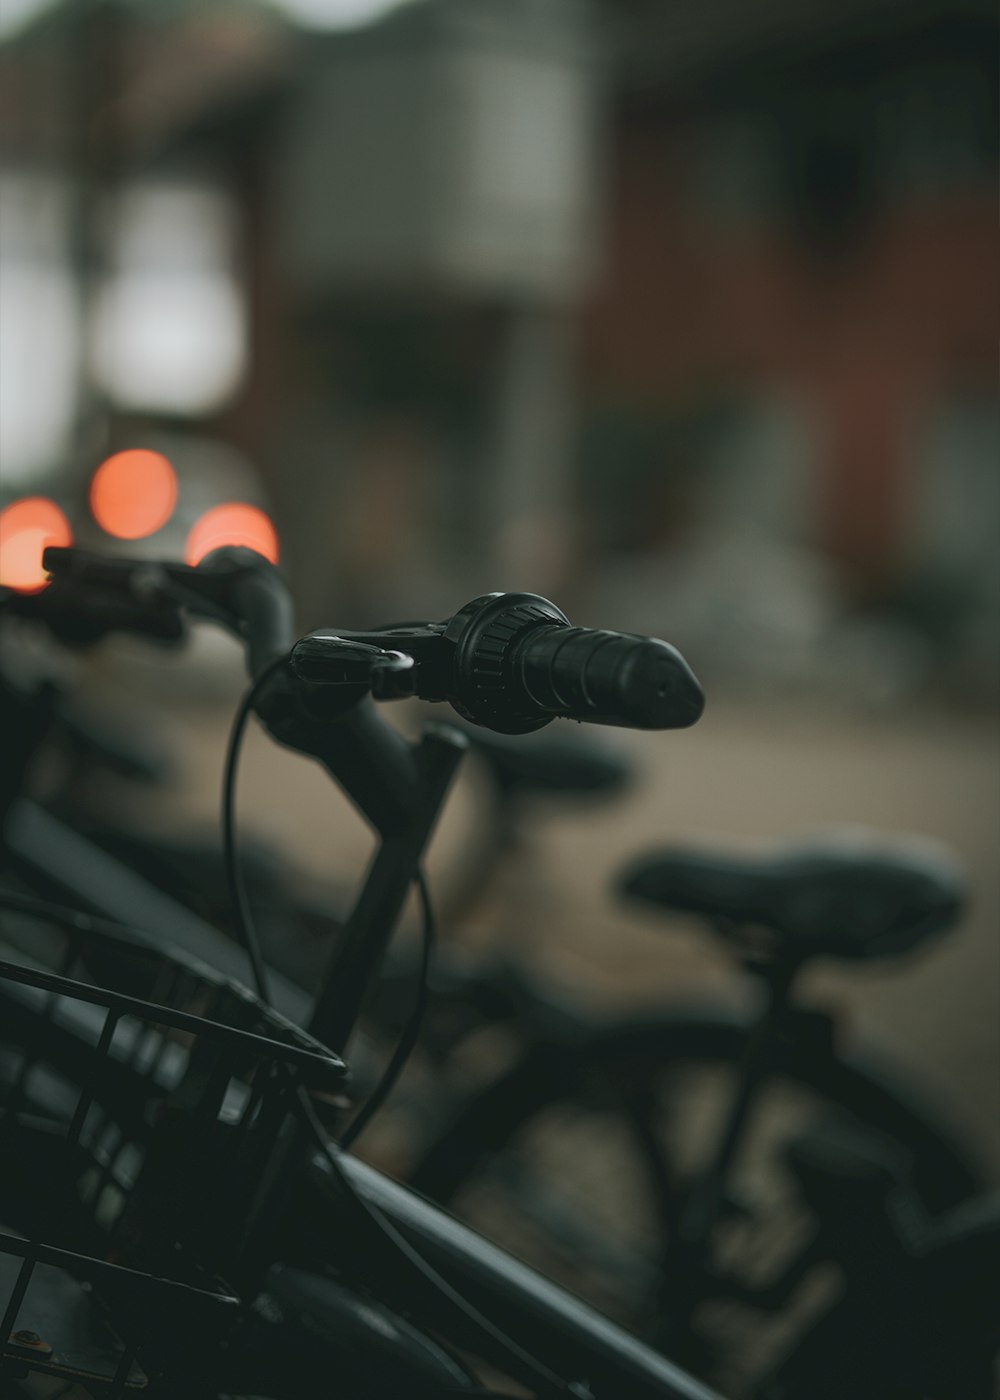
top-left (1, 0), bottom-right (998, 1158)
top-left (2, 0), bottom-right (997, 689)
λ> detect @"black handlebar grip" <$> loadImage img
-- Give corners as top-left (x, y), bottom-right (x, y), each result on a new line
top-left (442, 592), bottom-right (704, 734)
top-left (513, 624), bottom-right (704, 730)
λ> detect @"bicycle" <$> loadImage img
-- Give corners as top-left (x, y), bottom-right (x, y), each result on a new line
top-left (2, 539), bottom-right (714, 1399)
top-left (410, 832), bottom-right (998, 1397)
top-left (3, 556), bottom-right (995, 1397)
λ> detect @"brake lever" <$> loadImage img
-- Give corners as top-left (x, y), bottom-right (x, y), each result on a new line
top-left (290, 636), bottom-right (416, 700)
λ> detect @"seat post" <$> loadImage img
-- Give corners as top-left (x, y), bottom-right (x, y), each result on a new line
top-left (677, 952), bottom-right (803, 1253)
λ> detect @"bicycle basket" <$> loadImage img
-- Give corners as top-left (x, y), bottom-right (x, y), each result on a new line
top-left (0, 908), bottom-right (347, 1396)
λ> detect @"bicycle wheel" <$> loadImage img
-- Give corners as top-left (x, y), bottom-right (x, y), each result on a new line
top-left (409, 1005), bottom-right (985, 1399)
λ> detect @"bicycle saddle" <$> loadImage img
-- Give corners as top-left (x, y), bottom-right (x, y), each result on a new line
top-left (464, 726), bottom-right (633, 797)
top-left (618, 831), bottom-right (966, 962)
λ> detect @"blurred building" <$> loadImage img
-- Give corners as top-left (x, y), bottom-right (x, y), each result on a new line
top-left (1, 0), bottom-right (996, 691)
top-left (590, 0), bottom-right (997, 588)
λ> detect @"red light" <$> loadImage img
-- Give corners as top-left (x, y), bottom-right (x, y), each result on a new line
top-left (0, 497), bottom-right (73, 594)
top-left (185, 503), bottom-right (279, 566)
top-left (89, 449), bottom-right (178, 540)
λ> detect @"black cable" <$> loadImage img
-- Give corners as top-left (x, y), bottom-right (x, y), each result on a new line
top-left (294, 1088), bottom-right (591, 1400)
top-left (223, 655), bottom-right (435, 1146)
top-left (222, 667), bottom-right (588, 1396)
top-left (338, 867), bottom-right (435, 1152)
top-left (221, 654), bottom-right (291, 1008)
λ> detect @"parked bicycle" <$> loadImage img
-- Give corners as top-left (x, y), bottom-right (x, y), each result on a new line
top-left (1, 541), bottom-right (714, 1399)
top-left (414, 830), bottom-right (998, 1396)
top-left (3, 549), bottom-right (997, 1397)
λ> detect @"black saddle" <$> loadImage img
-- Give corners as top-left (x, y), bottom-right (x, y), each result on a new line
top-left (618, 833), bottom-right (965, 962)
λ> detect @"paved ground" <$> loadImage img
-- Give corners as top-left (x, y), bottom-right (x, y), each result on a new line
top-left (106, 639), bottom-right (999, 1178)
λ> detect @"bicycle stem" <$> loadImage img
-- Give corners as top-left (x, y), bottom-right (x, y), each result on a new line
top-left (307, 723), bottom-right (468, 1054)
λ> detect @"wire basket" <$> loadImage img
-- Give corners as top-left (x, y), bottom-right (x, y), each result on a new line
top-left (0, 906), bottom-right (347, 1396)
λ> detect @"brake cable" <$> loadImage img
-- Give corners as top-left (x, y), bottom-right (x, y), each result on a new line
top-left (221, 663), bottom-right (593, 1399)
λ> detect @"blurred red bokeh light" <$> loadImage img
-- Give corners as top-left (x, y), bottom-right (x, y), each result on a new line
top-left (0, 497), bottom-right (73, 593)
top-left (90, 449), bottom-right (178, 539)
top-left (185, 503), bottom-right (279, 566)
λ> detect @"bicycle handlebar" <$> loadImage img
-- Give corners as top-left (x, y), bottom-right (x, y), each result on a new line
top-left (1, 574), bottom-right (185, 646)
top-left (41, 545), bottom-right (294, 674)
top-left (191, 547), bottom-right (296, 679)
top-left (294, 591), bottom-right (704, 734)
top-left (42, 548), bottom-right (705, 737)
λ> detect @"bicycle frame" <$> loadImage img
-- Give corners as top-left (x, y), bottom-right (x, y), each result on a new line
top-left (303, 1148), bottom-right (723, 1400)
